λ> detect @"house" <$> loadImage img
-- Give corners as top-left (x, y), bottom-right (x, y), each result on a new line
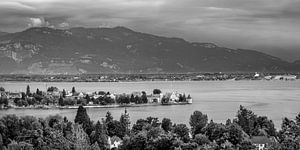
top-left (131, 91), bottom-right (142, 97)
top-left (251, 136), bottom-right (275, 150)
top-left (47, 91), bottom-right (60, 97)
top-left (73, 92), bottom-right (85, 99)
top-left (274, 75), bottom-right (297, 80)
top-left (108, 136), bottom-right (122, 149)
top-left (147, 93), bottom-right (163, 103)
top-left (107, 93), bottom-right (116, 100)
top-left (254, 72), bottom-right (260, 78)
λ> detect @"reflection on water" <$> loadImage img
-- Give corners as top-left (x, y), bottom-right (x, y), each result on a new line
top-left (0, 80), bottom-right (300, 129)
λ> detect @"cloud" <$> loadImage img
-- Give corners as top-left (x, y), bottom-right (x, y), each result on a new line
top-left (28, 17), bottom-right (44, 27)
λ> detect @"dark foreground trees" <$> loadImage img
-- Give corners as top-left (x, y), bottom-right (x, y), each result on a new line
top-left (0, 106), bottom-right (300, 149)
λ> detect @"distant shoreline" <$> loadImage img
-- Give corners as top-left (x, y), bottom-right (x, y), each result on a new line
top-left (1, 102), bottom-right (191, 110)
top-left (0, 79), bottom-right (298, 83)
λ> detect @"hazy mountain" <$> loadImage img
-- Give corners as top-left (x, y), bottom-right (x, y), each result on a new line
top-left (0, 26), bottom-right (299, 74)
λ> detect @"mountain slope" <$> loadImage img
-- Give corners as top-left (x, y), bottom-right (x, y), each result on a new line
top-left (0, 27), bottom-right (299, 74)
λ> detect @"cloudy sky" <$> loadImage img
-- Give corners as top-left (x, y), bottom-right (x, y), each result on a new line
top-left (0, 0), bottom-right (299, 61)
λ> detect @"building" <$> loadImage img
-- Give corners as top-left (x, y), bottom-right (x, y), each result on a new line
top-left (131, 91), bottom-right (142, 97)
top-left (147, 93), bottom-right (163, 103)
top-left (273, 75), bottom-right (297, 80)
top-left (168, 92), bottom-right (179, 102)
top-left (251, 136), bottom-right (275, 150)
top-left (108, 136), bottom-right (122, 149)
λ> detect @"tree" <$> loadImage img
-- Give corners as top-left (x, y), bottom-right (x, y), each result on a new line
top-left (0, 87), bottom-right (5, 92)
top-left (296, 113), bottom-right (300, 125)
top-left (107, 120), bottom-right (125, 138)
top-left (141, 91), bottom-right (148, 103)
top-left (36, 88), bottom-right (41, 95)
top-left (59, 96), bottom-right (64, 106)
top-left (254, 116), bottom-right (276, 136)
top-left (74, 105), bottom-right (93, 135)
top-left (120, 108), bottom-right (131, 134)
top-left (85, 95), bottom-right (90, 104)
top-left (92, 121), bottom-right (108, 149)
top-left (130, 94), bottom-right (135, 103)
top-left (226, 123), bottom-right (243, 146)
top-left (173, 124), bottom-right (190, 142)
top-left (148, 133), bottom-right (173, 150)
top-left (153, 89), bottom-right (162, 94)
top-left (0, 115), bottom-right (20, 146)
top-left (72, 87), bottom-right (76, 94)
top-left (105, 111), bottom-right (113, 124)
top-left (190, 111), bottom-right (208, 136)
top-left (47, 86), bottom-right (58, 92)
top-left (62, 89), bottom-right (66, 98)
top-left (26, 85), bottom-right (30, 96)
top-left (131, 132), bottom-right (147, 150)
top-left (194, 134), bottom-right (210, 146)
top-left (146, 117), bottom-right (161, 128)
top-left (203, 121), bottom-right (227, 145)
top-left (0, 134), bottom-right (3, 149)
top-left (161, 118), bottom-right (172, 132)
top-left (21, 92), bottom-right (26, 100)
top-left (236, 105), bottom-right (257, 136)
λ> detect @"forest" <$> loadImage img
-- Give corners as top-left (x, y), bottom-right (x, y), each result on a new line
top-left (0, 105), bottom-right (300, 150)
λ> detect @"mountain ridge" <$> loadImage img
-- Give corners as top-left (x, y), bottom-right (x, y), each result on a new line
top-left (0, 26), bottom-right (299, 74)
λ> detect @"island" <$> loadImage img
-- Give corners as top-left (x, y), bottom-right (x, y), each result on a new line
top-left (0, 86), bottom-right (192, 109)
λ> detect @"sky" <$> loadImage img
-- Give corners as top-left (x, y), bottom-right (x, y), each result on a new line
top-left (0, 0), bottom-right (299, 61)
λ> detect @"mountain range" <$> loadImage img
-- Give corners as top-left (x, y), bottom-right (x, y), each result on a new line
top-left (0, 27), bottom-right (299, 74)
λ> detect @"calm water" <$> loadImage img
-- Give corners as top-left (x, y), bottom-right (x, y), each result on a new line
top-left (1, 80), bottom-right (300, 129)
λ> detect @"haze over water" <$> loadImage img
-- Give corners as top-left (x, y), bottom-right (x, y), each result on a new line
top-left (1, 80), bottom-right (300, 129)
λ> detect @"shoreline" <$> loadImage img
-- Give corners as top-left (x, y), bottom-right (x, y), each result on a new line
top-left (0, 79), bottom-right (299, 84)
top-left (1, 102), bottom-right (192, 110)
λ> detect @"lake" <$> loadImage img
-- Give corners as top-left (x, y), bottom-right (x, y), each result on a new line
top-left (1, 80), bottom-right (300, 129)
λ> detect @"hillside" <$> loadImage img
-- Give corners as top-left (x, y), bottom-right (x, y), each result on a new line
top-left (0, 27), bottom-right (299, 74)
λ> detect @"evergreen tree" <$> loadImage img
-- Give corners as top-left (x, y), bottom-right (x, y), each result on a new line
top-left (36, 88), bottom-right (40, 95)
top-left (74, 105), bottom-right (93, 135)
top-left (26, 85), bottom-right (30, 96)
top-left (236, 105), bottom-right (257, 136)
top-left (120, 108), bottom-right (131, 134)
top-left (130, 94), bottom-right (135, 103)
top-left (190, 111), bottom-right (208, 136)
top-left (141, 92), bottom-right (148, 103)
top-left (72, 87), bottom-right (76, 94)
top-left (59, 96), bottom-right (64, 106)
top-left (62, 89), bottom-right (66, 98)
top-left (105, 111), bottom-right (113, 124)
top-left (85, 95), bottom-right (90, 104)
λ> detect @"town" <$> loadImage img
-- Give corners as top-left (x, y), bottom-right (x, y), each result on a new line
top-left (0, 72), bottom-right (298, 82)
top-left (0, 86), bottom-right (192, 109)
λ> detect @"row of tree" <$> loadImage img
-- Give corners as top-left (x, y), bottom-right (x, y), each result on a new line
top-left (1, 105), bottom-right (299, 149)
top-left (2, 85), bottom-right (154, 107)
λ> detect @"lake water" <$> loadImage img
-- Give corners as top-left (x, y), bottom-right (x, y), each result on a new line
top-left (1, 80), bottom-right (300, 129)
